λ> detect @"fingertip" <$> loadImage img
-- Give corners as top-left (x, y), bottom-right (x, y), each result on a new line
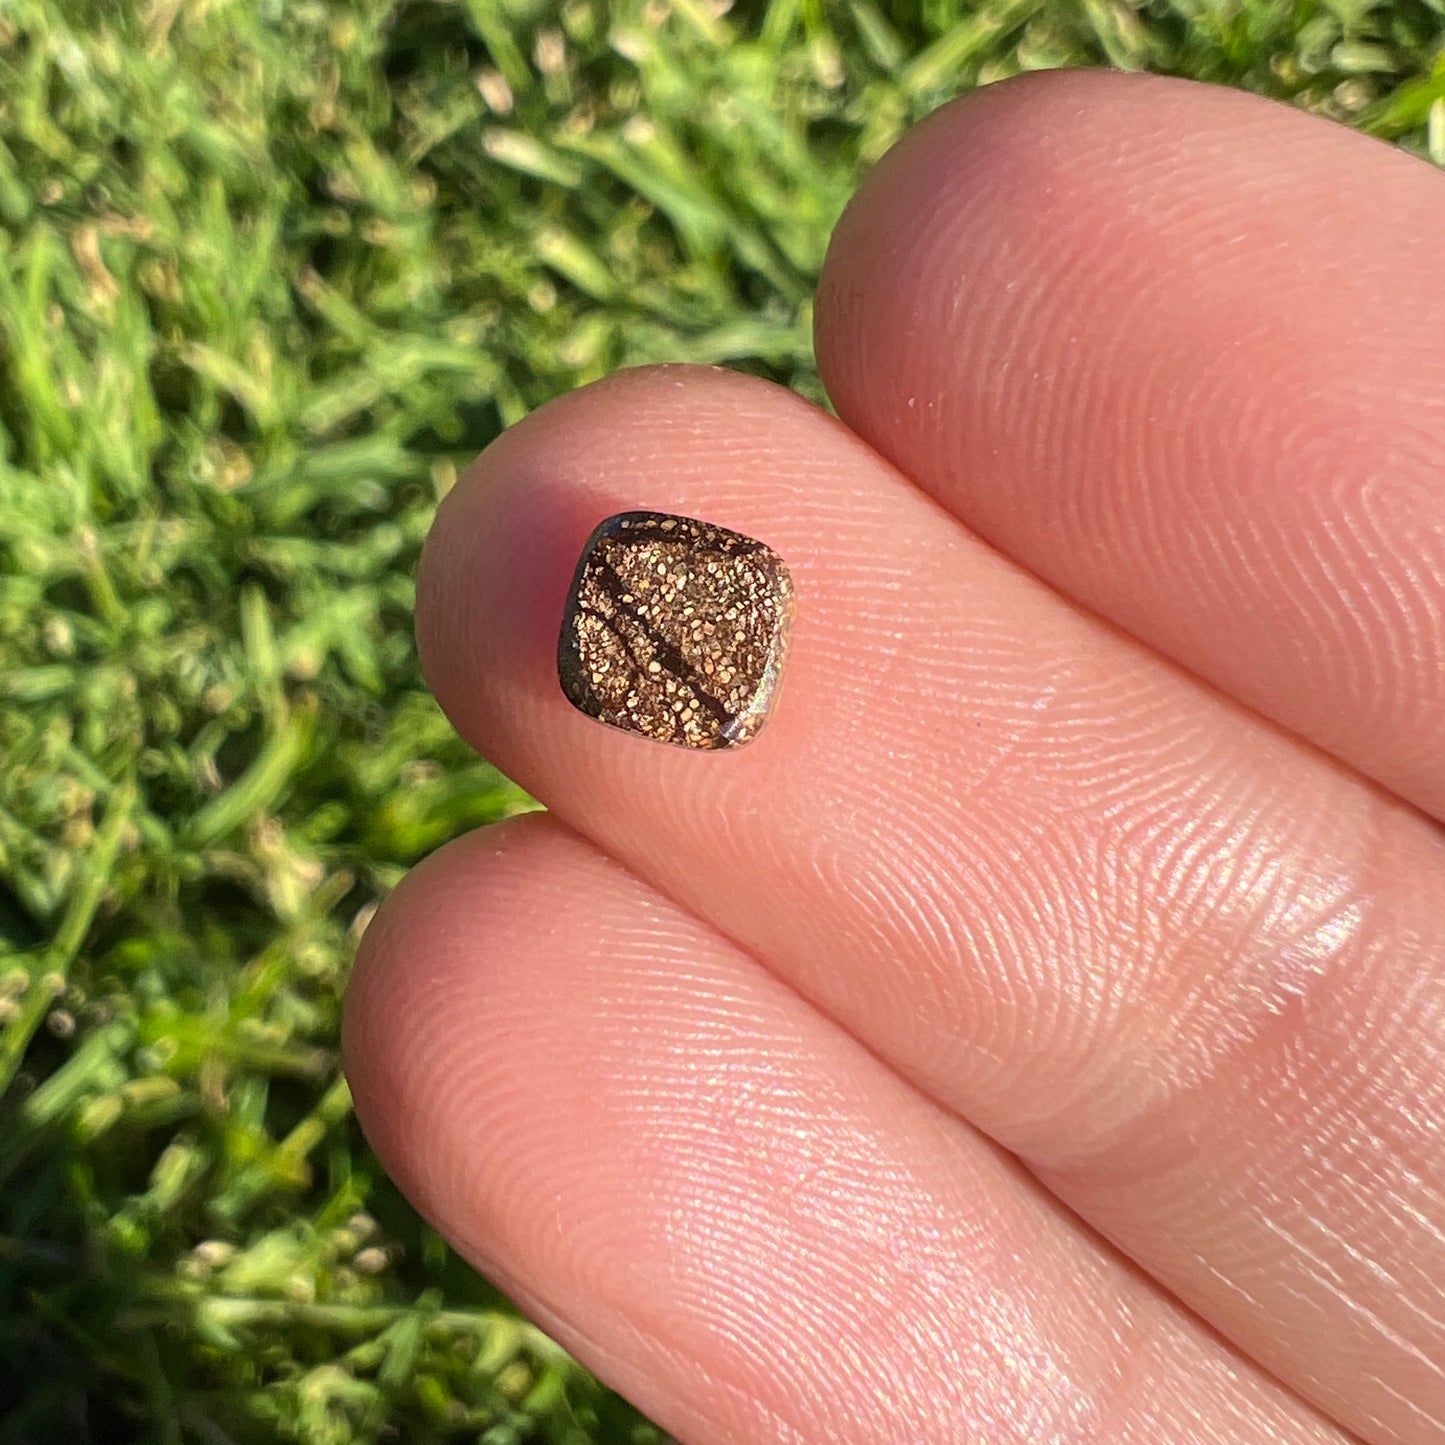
top-left (815, 65), bottom-right (1445, 820)
top-left (815, 66), bottom-right (1399, 412)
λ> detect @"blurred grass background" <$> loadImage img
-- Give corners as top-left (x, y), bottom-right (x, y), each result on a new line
top-left (0, 0), bottom-right (1441, 1439)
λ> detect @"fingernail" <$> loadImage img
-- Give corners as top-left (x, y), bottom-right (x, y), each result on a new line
top-left (557, 511), bottom-right (795, 750)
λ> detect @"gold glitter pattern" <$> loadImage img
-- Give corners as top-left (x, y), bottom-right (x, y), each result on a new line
top-left (557, 511), bottom-right (795, 749)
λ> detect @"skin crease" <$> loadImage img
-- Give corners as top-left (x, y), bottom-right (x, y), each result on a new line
top-left (344, 71), bottom-right (1445, 1445)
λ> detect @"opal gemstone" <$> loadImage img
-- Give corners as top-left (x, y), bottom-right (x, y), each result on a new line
top-left (557, 511), bottom-right (795, 750)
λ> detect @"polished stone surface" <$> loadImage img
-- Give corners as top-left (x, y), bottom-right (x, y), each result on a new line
top-left (557, 511), bottom-right (794, 750)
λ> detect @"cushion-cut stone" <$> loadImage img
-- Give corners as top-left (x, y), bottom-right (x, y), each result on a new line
top-left (557, 510), bottom-right (795, 750)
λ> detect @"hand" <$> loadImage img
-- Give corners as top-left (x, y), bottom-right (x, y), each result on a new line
top-left (344, 69), bottom-right (1445, 1444)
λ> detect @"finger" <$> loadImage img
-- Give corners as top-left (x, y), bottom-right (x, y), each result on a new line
top-left (344, 813), bottom-right (1347, 1445)
top-left (815, 67), bottom-right (1445, 821)
top-left (416, 364), bottom-right (1445, 1443)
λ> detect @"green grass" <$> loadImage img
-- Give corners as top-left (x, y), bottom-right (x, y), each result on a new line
top-left (0, 0), bottom-right (1440, 1439)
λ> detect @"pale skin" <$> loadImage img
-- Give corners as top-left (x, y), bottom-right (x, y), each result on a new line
top-left (343, 69), bottom-right (1445, 1444)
